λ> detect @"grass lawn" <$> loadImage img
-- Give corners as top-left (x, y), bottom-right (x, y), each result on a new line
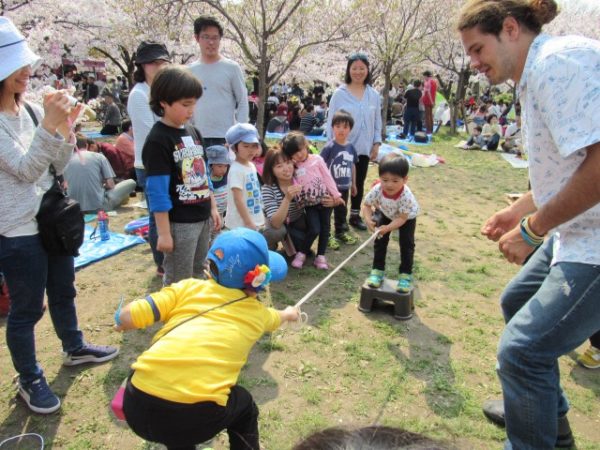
top-left (0, 129), bottom-right (598, 449)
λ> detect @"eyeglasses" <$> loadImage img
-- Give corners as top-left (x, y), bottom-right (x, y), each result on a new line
top-left (199, 34), bottom-right (221, 42)
top-left (348, 52), bottom-right (369, 63)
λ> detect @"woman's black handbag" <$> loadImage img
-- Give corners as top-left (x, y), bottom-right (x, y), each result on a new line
top-left (22, 103), bottom-right (84, 256)
top-left (35, 165), bottom-right (85, 256)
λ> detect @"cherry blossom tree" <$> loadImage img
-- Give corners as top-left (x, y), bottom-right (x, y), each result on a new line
top-left (421, 0), bottom-right (470, 134)
top-left (358, 0), bottom-right (440, 139)
top-left (179, 0), bottom-right (362, 136)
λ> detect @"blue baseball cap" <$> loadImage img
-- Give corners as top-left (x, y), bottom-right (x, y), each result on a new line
top-left (206, 145), bottom-right (230, 166)
top-left (207, 228), bottom-right (287, 290)
top-left (225, 123), bottom-right (260, 146)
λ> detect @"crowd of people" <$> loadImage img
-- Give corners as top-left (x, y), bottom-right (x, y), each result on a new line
top-left (1, 0), bottom-right (599, 448)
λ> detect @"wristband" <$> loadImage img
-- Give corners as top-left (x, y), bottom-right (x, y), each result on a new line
top-left (519, 217), bottom-right (544, 247)
top-left (523, 216), bottom-right (544, 241)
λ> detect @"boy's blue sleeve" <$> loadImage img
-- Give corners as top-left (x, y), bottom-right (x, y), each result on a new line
top-left (146, 175), bottom-right (172, 212)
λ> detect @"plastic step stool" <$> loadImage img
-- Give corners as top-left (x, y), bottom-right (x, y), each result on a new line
top-left (359, 277), bottom-right (414, 320)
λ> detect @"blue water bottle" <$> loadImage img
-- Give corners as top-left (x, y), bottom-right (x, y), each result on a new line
top-left (97, 210), bottom-right (110, 241)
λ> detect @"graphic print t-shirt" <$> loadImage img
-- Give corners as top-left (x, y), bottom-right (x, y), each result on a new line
top-left (225, 161), bottom-right (265, 229)
top-left (320, 141), bottom-right (357, 191)
top-left (143, 121), bottom-right (212, 223)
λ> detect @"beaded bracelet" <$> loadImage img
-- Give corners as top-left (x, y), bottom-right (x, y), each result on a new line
top-left (519, 216), bottom-right (544, 247)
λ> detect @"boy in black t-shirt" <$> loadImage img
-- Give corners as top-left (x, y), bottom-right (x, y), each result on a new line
top-left (143, 65), bottom-right (221, 285)
top-left (320, 109), bottom-right (358, 249)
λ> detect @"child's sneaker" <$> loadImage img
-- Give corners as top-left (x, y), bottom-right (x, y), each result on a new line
top-left (17, 376), bottom-right (61, 414)
top-left (63, 343), bottom-right (119, 366)
top-left (313, 255), bottom-right (329, 270)
top-left (366, 269), bottom-right (384, 288)
top-left (336, 232), bottom-right (358, 245)
top-left (577, 345), bottom-right (600, 369)
top-left (328, 236), bottom-right (340, 250)
top-left (396, 273), bottom-right (413, 293)
top-left (291, 252), bottom-right (306, 269)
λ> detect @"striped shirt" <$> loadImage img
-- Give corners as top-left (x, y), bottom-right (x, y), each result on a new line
top-left (261, 183), bottom-right (304, 223)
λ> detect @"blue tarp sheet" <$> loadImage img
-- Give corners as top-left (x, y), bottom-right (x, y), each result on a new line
top-left (265, 127), bottom-right (432, 146)
top-left (75, 226), bottom-right (146, 270)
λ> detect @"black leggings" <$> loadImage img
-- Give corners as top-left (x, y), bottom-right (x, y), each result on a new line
top-left (372, 214), bottom-right (416, 274)
top-left (123, 379), bottom-right (259, 450)
top-left (302, 204), bottom-right (332, 256)
top-left (351, 155), bottom-right (370, 213)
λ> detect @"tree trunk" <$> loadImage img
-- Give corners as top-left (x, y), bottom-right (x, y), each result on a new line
top-left (450, 67), bottom-right (470, 135)
top-left (256, 41), bottom-right (269, 138)
top-left (381, 66), bottom-right (393, 142)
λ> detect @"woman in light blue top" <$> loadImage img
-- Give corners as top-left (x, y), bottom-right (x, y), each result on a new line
top-left (326, 53), bottom-right (382, 230)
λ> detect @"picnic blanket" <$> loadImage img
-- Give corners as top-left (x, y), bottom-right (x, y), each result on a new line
top-left (377, 143), bottom-right (442, 167)
top-left (266, 128), bottom-right (432, 146)
top-left (81, 130), bottom-right (106, 139)
top-left (75, 226), bottom-right (146, 270)
top-left (501, 153), bottom-right (529, 169)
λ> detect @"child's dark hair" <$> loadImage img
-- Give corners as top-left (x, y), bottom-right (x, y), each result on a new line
top-left (378, 153), bottom-right (409, 178)
top-left (149, 65), bottom-right (203, 117)
top-left (262, 147), bottom-right (292, 186)
top-left (194, 16), bottom-right (224, 36)
top-left (292, 425), bottom-right (453, 450)
top-left (474, 125), bottom-right (483, 133)
top-left (281, 131), bottom-right (307, 159)
top-left (332, 109), bottom-right (354, 129)
top-left (121, 119), bottom-right (132, 133)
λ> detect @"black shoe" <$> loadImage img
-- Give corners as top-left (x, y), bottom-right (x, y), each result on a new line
top-left (349, 215), bottom-right (367, 231)
top-left (482, 399), bottom-right (575, 448)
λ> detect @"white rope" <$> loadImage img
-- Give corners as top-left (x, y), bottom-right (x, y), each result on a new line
top-left (294, 231), bottom-right (379, 309)
top-left (0, 433), bottom-right (44, 449)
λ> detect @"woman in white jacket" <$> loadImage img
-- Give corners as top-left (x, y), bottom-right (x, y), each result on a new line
top-left (326, 53), bottom-right (382, 230)
top-left (0, 17), bottom-right (117, 415)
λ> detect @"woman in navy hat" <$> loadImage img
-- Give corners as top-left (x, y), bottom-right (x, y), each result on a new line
top-left (126, 41), bottom-right (172, 276)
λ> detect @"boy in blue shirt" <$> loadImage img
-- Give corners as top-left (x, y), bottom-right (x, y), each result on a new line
top-left (206, 145), bottom-right (230, 220)
top-left (320, 109), bottom-right (358, 249)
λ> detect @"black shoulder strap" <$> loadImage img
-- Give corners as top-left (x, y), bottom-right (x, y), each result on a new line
top-left (23, 102), bottom-right (39, 127)
top-left (150, 294), bottom-right (248, 347)
top-left (23, 102), bottom-right (57, 177)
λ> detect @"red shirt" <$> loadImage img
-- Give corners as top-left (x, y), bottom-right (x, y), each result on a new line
top-left (422, 77), bottom-right (437, 107)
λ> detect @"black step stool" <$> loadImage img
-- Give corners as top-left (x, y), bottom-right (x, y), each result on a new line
top-left (358, 278), bottom-right (414, 320)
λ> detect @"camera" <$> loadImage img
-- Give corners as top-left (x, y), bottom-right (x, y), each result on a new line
top-left (66, 95), bottom-right (79, 107)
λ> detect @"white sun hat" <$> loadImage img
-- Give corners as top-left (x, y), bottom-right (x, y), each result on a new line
top-left (0, 17), bottom-right (41, 82)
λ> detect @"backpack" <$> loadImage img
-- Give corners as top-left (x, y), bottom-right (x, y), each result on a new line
top-left (414, 131), bottom-right (428, 143)
top-left (23, 104), bottom-right (85, 256)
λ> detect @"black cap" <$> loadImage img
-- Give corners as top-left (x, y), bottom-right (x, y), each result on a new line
top-left (423, 70), bottom-right (432, 77)
top-left (135, 41), bottom-right (171, 65)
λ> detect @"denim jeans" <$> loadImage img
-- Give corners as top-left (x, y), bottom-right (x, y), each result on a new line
top-left (0, 234), bottom-right (84, 384)
top-left (497, 236), bottom-right (600, 449)
top-left (135, 168), bottom-right (163, 269)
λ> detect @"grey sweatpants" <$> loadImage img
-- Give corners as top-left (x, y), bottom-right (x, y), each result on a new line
top-left (163, 220), bottom-right (211, 286)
